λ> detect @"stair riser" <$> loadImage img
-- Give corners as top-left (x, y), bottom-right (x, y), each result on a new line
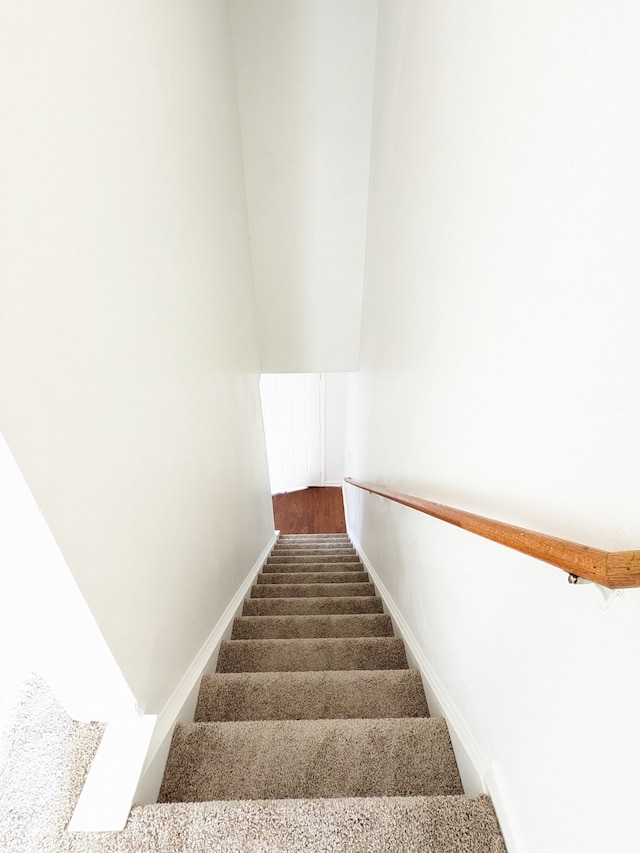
top-left (230, 614), bottom-right (393, 640)
top-left (274, 539), bottom-right (354, 545)
top-left (195, 669), bottom-right (429, 721)
top-left (278, 534), bottom-right (350, 539)
top-left (121, 796), bottom-right (507, 852)
top-left (271, 554), bottom-right (357, 560)
top-left (278, 539), bottom-right (350, 545)
top-left (242, 596), bottom-right (384, 616)
top-left (271, 547), bottom-right (357, 554)
top-left (216, 637), bottom-right (408, 673)
top-left (257, 572), bottom-right (369, 585)
top-left (262, 563), bottom-right (362, 573)
top-left (268, 555), bottom-right (360, 563)
top-left (159, 717), bottom-right (461, 802)
top-left (250, 583), bottom-right (376, 598)
top-left (274, 540), bottom-right (355, 546)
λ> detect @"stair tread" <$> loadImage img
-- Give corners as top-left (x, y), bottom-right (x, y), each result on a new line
top-left (122, 795), bottom-right (506, 853)
top-left (269, 562), bottom-right (359, 569)
top-left (262, 562), bottom-right (363, 573)
top-left (276, 539), bottom-right (351, 545)
top-left (195, 669), bottom-right (429, 721)
top-left (231, 613), bottom-right (393, 640)
top-left (258, 571), bottom-right (369, 585)
top-left (216, 636), bottom-right (408, 672)
top-left (272, 546), bottom-right (357, 553)
top-left (278, 534), bottom-right (350, 539)
top-left (277, 540), bottom-right (351, 545)
top-left (251, 582), bottom-right (376, 598)
top-left (159, 717), bottom-right (462, 802)
top-left (268, 554), bottom-right (361, 563)
top-left (242, 596), bottom-right (384, 616)
top-left (271, 552), bottom-right (357, 558)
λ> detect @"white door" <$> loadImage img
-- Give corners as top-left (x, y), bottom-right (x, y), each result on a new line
top-left (260, 373), bottom-right (322, 494)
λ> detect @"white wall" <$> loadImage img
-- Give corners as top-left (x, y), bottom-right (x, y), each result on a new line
top-left (0, 435), bottom-right (137, 721)
top-left (229, 0), bottom-right (378, 372)
top-left (346, 2), bottom-right (640, 851)
top-left (0, 0), bottom-right (274, 718)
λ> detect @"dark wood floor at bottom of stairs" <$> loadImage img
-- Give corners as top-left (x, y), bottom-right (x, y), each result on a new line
top-left (272, 486), bottom-right (346, 534)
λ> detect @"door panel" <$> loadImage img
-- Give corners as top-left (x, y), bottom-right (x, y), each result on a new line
top-left (260, 373), bottom-right (322, 494)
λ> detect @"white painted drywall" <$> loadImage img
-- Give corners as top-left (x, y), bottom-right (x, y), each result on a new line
top-left (0, 0), bottom-right (274, 718)
top-left (0, 435), bottom-right (137, 721)
top-left (346, 2), bottom-right (640, 850)
top-left (229, 0), bottom-right (377, 372)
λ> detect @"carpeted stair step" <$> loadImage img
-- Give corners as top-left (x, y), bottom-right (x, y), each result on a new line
top-left (195, 669), bottom-right (429, 721)
top-left (270, 551), bottom-right (359, 559)
top-left (230, 613), bottom-right (393, 640)
top-left (265, 556), bottom-right (362, 572)
top-left (216, 636), bottom-right (408, 672)
top-left (262, 561), bottom-right (363, 574)
top-left (242, 595), bottom-right (384, 616)
top-left (273, 538), bottom-right (355, 550)
top-left (250, 581), bottom-right (376, 598)
top-left (273, 539), bottom-right (355, 547)
top-left (267, 559), bottom-right (360, 567)
top-left (118, 795), bottom-right (506, 852)
top-left (159, 716), bottom-right (462, 802)
top-left (268, 553), bottom-right (360, 563)
top-left (257, 571), bottom-right (369, 585)
top-left (278, 534), bottom-right (350, 539)
top-left (272, 545), bottom-right (357, 553)
top-left (277, 542), bottom-right (351, 548)
top-left (270, 553), bottom-right (358, 561)
top-left (277, 538), bottom-right (350, 545)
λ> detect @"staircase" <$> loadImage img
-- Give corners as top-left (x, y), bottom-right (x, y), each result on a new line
top-left (158, 533), bottom-right (506, 851)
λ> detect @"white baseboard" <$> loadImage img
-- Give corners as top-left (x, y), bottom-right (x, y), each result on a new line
top-left (70, 532), bottom-right (278, 832)
top-left (347, 525), bottom-right (524, 853)
top-left (136, 531), bottom-right (278, 800)
top-left (486, 761), bottom-right (528, 853)
top-left (348, 530), bottom-right (490, 789)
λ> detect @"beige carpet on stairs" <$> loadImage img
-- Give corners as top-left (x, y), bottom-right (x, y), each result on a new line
top-left (250, 581), bottom-right (378, 598)
top-left (230, 612), bottom-right (394, 639)
top-left (216, 636), bottom-right (409, 672)
top-left (242, 594), bottom-right (384, 615)
top-left (155, 532), bottom-right (507, 850)
top-left (194, 669), bottom-right (430, 721)
top-left (0, 533), bottom-right (507, 852)
top-left (159, 716), bottom-right (462, 800)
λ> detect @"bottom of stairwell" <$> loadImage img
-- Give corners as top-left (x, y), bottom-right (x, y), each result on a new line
top-left (155, 533), bottom-right (507, 852)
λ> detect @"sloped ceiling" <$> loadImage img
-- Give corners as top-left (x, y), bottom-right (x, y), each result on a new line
top-left (229, 0), bottom-right (378, 372)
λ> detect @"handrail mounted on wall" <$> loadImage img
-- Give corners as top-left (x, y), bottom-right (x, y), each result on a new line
top-left (344, 478), bottom-right (640, 589)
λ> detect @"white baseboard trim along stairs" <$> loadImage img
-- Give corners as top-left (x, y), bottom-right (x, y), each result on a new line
top-left (346, 529), bottom-right (526, 853)
top-left (66, 532), bottom-right (510, 851)
top-left (69, 533), bottom-right (279, 833)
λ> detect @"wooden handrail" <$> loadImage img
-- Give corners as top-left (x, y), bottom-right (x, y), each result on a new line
top-left (344, 477), bottom-right (640, 589)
